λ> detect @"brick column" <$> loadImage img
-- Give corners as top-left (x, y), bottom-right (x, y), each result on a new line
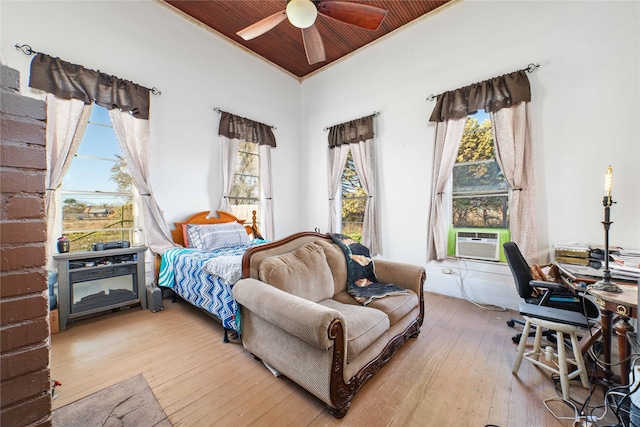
top-left (1, 65), bottom-right (51, 426)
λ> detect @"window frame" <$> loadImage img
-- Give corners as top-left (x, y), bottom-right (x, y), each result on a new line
top-left (340, 149), bottom-right (366, 241)
top-left (228, 139), bottom-right (261, 228)
top-left (447, 111), bottom-right (511, 261)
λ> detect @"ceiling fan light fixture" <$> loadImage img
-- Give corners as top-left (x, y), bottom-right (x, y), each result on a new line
top-left (286, 0), bottom-right (317, 29)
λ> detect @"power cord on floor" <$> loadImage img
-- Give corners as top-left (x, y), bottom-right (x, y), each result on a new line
top-left (541, 345), bottom-right (640, 426)
top-left (603, 355), bottom-right (640, 427)
top-left (537, 325), bottom-right (607, 425)
top-left (447, 257), bottom-right (507, 312)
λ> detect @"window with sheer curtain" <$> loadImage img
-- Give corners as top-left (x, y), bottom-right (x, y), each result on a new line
top-left (327, 114), bottom-right (379, 255)
top-left (29, 53), bottom-right (176, 259)
top-left (60, 105), bottom-right (137, 252)
top-left (217, 111), bottom-right (275, 240)
top-left (428, 69), bottom-right (537, 263)
top-left (452, 111), bottom-right (509, 230)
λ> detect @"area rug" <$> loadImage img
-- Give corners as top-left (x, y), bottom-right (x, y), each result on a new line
top-left (53, 374), bottom-right (171, 426)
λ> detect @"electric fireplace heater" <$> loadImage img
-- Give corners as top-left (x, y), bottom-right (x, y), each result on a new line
top-left (53, 246), bottom-right (147, 331)
top-left (69, 263), bottom-right (138, 314)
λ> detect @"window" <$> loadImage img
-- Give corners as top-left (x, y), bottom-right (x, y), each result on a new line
top-left (448, 110), bottom-right (510, 261)
top-left (61, 105), bottom-right (135, 252)
top-left (341, 150), bottom-right (366, 242)
top-left (228, 140), bottom-right (260, 227)
top-left (452, 110), bottom-right (509, 229)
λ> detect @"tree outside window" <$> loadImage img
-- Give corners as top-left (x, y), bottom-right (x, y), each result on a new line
top-left (229, 140), bottom-right (260, 227)
top-left (452, 111), bottom-right (509, 229)
top-left (341, 150), bottom-right (366, 242)
top-left (61, 106), bottom-right (135, 252)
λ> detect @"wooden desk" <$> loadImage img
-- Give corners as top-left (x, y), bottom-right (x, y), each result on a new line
top-left (588, 284), bottom-right (637, 386)
top-left (558, 264), bottom-right (638, 385)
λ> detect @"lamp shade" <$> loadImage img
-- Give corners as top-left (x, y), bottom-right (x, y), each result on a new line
top-left (286, 0), bottom-right (318, 29)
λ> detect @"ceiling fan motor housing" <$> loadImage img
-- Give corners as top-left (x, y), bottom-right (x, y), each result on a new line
top-left (286, 0), bottom-right (318, 29)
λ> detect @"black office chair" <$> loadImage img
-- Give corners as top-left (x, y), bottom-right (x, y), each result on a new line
top-left (503, 242), bottom-right (600, 344)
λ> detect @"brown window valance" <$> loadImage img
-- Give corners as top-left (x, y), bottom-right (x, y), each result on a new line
top-left (218, 111), bottom-right (276, 147)
top-left (328, 114), bottom-right (375, 148)
top-left (29, 53), bottom-right (151, 120)
top-left (429, 69), bottom-right (531, 122)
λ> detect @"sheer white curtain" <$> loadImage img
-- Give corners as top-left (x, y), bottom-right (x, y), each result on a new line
top-left (45, 95), bottom-right (92, 265)
top-left (217, 135), bottom-right (240, 213)
top-left (327, 144), bottom-right (350, 233)
top-left (350, 139), bottom-right (380, 254)
top-left (427, 116), bottom-right (467, 260)
top-left (490, 102), bottom-right (538, 263)
top-left (258, 144), bottom-right (274, 240)
top-left (108, 109), bottom-right (176, 254)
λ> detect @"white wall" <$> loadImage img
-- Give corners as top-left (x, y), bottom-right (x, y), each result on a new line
top-left (1, 0), bottom-right (303, 238)
top-left (300, 0), bottom-right (640, 309)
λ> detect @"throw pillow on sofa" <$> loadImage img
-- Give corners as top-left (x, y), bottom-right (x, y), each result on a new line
top-left (259, 242), bottom-right (334, 303)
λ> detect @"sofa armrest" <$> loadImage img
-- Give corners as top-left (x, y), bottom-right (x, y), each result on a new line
top-left (233, 278), bottom-right (344, 350)
top-left (373, 260), bottom-right (425, 295)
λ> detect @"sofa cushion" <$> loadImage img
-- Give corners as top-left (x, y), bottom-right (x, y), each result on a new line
top-left (319, 299), bottom-right (390, 362)
top-left (367, 290), bottom-right (419, 326)
top-left (259, 242), bottom-right (334, 303)
top-left (314, 239), bottom-right (348, 295)
top-left (332, 291), bottom-right (359, 306)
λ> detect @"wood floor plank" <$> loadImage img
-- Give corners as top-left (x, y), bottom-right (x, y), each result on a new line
top-left (50, 292), bottom-right (619, 426)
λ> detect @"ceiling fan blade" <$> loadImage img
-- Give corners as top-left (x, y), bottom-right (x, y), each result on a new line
top-left (237, 10), bottom-right (287, 40)
top-left (317, 1), bottom-right (388, 31)
top-left (302, 24), bottom-right (326, 65)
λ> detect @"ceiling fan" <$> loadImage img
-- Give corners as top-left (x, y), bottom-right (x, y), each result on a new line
top-left (237, 0), bottom-right (388, 65)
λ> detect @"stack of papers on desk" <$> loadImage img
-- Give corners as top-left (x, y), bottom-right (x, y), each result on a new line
top-left (610, 265), bottom-right (640, 281)
top-left (612, 251), bottom-right (640, 268)
top-left (610, 250), bottom-right (640, 281)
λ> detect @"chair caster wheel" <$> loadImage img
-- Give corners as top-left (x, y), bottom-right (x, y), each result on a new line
top-left (507, 320), bottom-right (515, 327)
top-left (512, 334), bottom-right (521, 344)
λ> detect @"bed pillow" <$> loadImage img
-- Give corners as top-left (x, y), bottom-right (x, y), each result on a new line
top-left (186, 222), bottom-right (250, 250)
top-left (182, 224), bottom-right (191, 247)
top-left (258, 242), bottom-right (334, 303)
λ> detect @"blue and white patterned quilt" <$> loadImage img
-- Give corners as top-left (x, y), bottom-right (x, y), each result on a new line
top-left (158, 243), bottom-right (262, 332)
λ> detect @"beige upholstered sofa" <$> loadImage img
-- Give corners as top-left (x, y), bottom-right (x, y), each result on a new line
top-left (233, 232), bottom-right (425, 417)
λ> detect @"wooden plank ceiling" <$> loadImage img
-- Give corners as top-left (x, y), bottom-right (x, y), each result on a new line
top-left (164, 0), bottom-right (453, 79)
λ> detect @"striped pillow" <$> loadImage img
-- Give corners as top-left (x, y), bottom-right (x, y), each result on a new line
top-left (186, 222), bottom-right (250, 250)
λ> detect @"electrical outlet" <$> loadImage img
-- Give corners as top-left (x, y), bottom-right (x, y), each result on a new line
top-left (441, 268), bottom-right (452, 274)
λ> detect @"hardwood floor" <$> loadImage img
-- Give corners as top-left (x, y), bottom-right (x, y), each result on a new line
top-left (51, 293), bottom-right (619, 426)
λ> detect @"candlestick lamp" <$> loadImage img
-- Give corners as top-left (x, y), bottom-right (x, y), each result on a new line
top-left (591, 165), bottom-right (622, 293)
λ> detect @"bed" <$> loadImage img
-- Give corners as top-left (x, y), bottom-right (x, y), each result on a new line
top-left (156, 210), bottom-right (265, 341)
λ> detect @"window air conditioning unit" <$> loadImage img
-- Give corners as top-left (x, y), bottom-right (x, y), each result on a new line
top-left (455, 231), bottom-right (500, 261)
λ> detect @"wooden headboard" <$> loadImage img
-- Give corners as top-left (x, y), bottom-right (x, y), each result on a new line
top-left (170, 210), bottom-right (258, 247)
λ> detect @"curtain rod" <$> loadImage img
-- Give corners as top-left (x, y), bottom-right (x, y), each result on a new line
top-left (426, 63), bottom-right (539, 102)
top-left (214, 107), bottom-right (276, 130)
top-left (323, 111), bottom-right (380, 131)
top-left (14, 43), bottom-right (162, 95)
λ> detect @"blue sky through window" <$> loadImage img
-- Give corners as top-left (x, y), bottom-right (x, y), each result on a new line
top-left (472, 109), bottom-right (489, 123)
top-left (62, 106), bottom-right (124, 202)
